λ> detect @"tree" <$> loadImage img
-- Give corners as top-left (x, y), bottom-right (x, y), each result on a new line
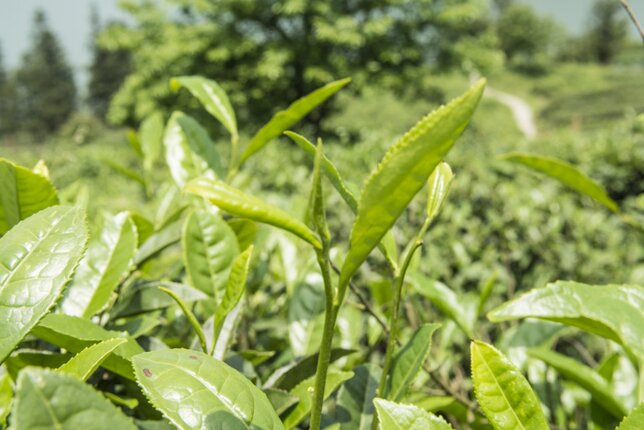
top-left (587, 0), bottom-right (628, 64)
top-left (100, 0), bottom-right (502, 127)
top-left (0, 45), bottom-right (19, 137)
top-left (87, 6), bottom-right (131, 120)
top-left (15, 10), bottom-right (76, 136)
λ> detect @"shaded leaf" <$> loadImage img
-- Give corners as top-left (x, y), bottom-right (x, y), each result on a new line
top-left (58, 337), bottom-right (127, 381)
top-left (288, 278), bottom-right (326, 357)
top-left (112, 281), bottom-right (208, 318)
top-left (411, 277), bottom-right (474, 337)
top-left (336, 363), bottom-right (382, 430)
top-left (134, 219), bottom-right (183, 266)
top-left (158, 287), bottom-right (208, 353)
top-left (0, 206), bottom-right (87, 363)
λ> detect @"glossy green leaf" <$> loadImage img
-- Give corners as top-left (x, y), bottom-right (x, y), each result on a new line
top-left (288, 279), bottom-right (326, 357)
top-left (0, 206), bottom-right (87, 363)
top-left (0, 158), bottom-right (59, 235)
top-left (374, 398), bottom-right (454, 430)
top-left (32, 314), bottom-right (143, 380)
top-left (411, 277), bottom-right (474, 337)
top-left (340, 79), bottom-right (485, 288)
top-left (0, 366), bottom-right (11, 426)
top-left (158, 287), bottom-right (208, 353)
top-left (336, 363), bottom-right (382, 430)
top-left (164, 111), bottom-right (224, 187)
top-left (528, 348), bottom-right (627, 418)
top-left (426, 162), bottom-right (454, 223)
top-left (12, 368), bottom-right (137, 430)
top-left (171, 76), bottom-right (237, 139)
top-left (133, 349), bottom-right (284, 430)
top-left (182, 207), bottom-right (239, 299)
top-left (470, 340), bottom-right (549, 430)
top-left (185, 177), bottom-right (321, 249)
top-left (240, 78), bottom-right (351, 164)
top-left (385, 324), bottom-right (440, 401)
top-left (265, 388), bottom-right (299, 415)
top-left (216, 246), bottom-right (253, 327)
top-left (59, 211), bottom-right (137, 318)
top-left (617, 403), bottom-right (644, 430)
top-left (488, 281), bottom-right (644, 359)
top-left (283, 368), bottom-right (353, 429)
top-left (140, 112), bottom-right (165, 172)
top-left (58, 337), bottom-right (127, 381)
top-left (228, 219), bottom-right (257, 251)
top-left (500, 152), bottom-right (619, 212)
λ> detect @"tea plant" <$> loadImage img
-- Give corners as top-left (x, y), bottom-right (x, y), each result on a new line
top-left (0, 74), bottom-right (642, 430)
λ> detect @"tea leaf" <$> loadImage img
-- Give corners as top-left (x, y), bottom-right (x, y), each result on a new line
top-left (58, 337), bottom-right (127, 381)
top-left (216, 245), bottom-right (253, 327)
top-left (0, 206), bottom-right (87, 363)
top-left (240, 78), bottom-right (351, 164)
top-left (411, 277), bottom-right (474, 337)
top-left (139, 112), bottom-right (165, 172)
top-left (471, 340), bottom-right (549, 430)
top-left (186, 177), bottom-right (321, 249)
top-left (617, 403), bottom-right (644, 430)
top-left (488, 281), bottom-right (644, 359)
top-left (340, 79), bottom-right (485, 288)
top-left (171, 76), bottom-right (237, 139)
top-left (0, 158), bottom-right (59, 235)
top-left (59, 211), bottom-right (137, 318)
top-left (500, 152), bottom-right (619, 212)
top-left (12, 368), bottom-right (137, 430)
top-left (133, 349), bottom-right (284, 430)
top-left (134, 219), bottom-right (183, 266)
top-left (336, 364), bottom-right (382, 430)
top-left (426, 162), bottom-right (454, 223)
top-left (158, 287), bottom-right (208, 353)
top-left (0, 366), bottom-right (11, 426)
top-left (288, 279), bottom-right (326, 357)
top-left (374, 398), bottom-right (454, 430)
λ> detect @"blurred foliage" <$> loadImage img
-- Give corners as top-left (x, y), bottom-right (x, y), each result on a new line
top-left (100, 0), bottom-right (503, 127)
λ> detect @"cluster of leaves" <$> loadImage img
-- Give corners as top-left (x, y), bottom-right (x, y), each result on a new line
top-left (0, 74), bottom-right (642, 430)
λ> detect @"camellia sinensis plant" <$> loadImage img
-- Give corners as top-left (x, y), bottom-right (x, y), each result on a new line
top-left (0, 75), bottom-right (642, 430)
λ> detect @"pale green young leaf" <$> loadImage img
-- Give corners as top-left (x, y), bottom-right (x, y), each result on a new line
top-left (129, 211), bottom-right (154, 245)
top-left (139, 112), bottom-right (165, 172)
top-left (182, 207), bottom-right (239, 299)
top-left (185, 177), bottom-right (322, 249)
top-left (58, 337), bottom-right (127, 381)
top-left (426, 162), bottom-right (454, 223)
top-left (488, 281), bottom-right (644, 359)
top-left (374, 398), bottom-right (454, 430)
top-left (133, 349), bottom-right (284, 430)
top-left (12, 368), bottom-right (137, 430)
top-left (0, 206), bottom-right (87, 363)
top-left (411, 277), bottom-right (474, 337)
top-left (0, 158), bottom-right (59, 235)
top-left (385, 324), bottom-right (440, 401)
top-left (164, 111), bottom-right (224, 187)
top-left (471, 340), bottom-right (549, 430)
top-left (59, 211), bottom-right (137, 318)
top-left (340, 79), bottom-right (485, 288)
top-left (216, 246), bottom-right (253, 326)
top-left (228, 218), bottom-right (257, 251)
top-left (616, 403), bottom-right (644, 430)
top-left (32, 314), bottom-right (143, 380)
top-left (158, 287), bottom-right (208, 353)
top-left (0, 366), bottom-right (11, 426)
top-left (336, 363), bottom-right (382, 430)
top-left (500, 152), bottom-right (619, 212)
top-left (528, 348), bottom-right (627, 418)
top-left (171, 76), bottom-right (237, 139)
top-left (283, 368), bottom-right (353, 430)
top-left (240, 78), bottom-right (351, 164)
top-left (111, 281), bottom-right (208, 318)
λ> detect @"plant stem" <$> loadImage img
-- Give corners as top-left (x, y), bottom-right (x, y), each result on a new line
top-left (309, 248), bottom-right (337, 430)
top-left (227, 133), bottom-right (240, 182)
top-left (620, 0), bottom-right (644, 42)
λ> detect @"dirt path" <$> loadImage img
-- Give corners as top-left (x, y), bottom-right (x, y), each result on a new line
top-left (485, 86), bottom-right (537, 140)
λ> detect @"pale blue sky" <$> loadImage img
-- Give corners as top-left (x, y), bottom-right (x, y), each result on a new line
top-left (0, 0), bottom-right (642, 75)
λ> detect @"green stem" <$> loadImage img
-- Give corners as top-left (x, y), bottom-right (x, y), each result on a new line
top-left (227, 133), bottom-right (240, 182)
top-left (309, 248), bottom-right (337, 430)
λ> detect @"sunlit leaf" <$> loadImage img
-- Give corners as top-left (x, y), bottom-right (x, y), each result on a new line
top-left (617, 403), bottom-right (644, 430)
top-left (58, 337), bottom-right (127, 381)
top-left (374, 398), bottom-right (454, 430)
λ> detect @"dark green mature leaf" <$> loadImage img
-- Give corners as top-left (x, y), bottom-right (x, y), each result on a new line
top-left (171, 76), bottom-right (238, 139)
top-left (32, 314), bottom-right (143, 380)
top-left (0, 158), bottom-right (59, 235)
top-left (12, 368), bottom-right (137, 430)
top-left (133, 349), bottom-right (284, 430)
top-left (528, 348), bottom-right (627, 418)
top-left (336, 364), bottom-right (382, 430)
top-left (340, 79), bottom-right (485, 288)
top-left (59, 211), bottom-right (137, 318)
top-left (374, 398), bottom-right (454, 430)
top-left (500, 152), bottom-right (619, 212)
top-left (239, 78), bottom-right (351, 165)
top-left (264, 388), bottom-right (299, 415)
top-left (182, 207), bottom-right (239, 299)
top-left (4, 350), bottom-right (71, 379)
top-left (288, 279), bottom-right (326, 357)
top-left (58, 337), bottom-right (127, 381)
top-left (471, 340), bottom-right (549, 430)
top-left (283, 368), bottom-right (353, 429)
top-left (186, 177), bottom-right (322, 249)
top-left (164, 111), bottom-right (224, 187)
top-left (385, 324), bottom-right (440, 401)
top-left (617, 403), bottom-right (644, 430)
top-left (0, 206), bottom-right (87, 363)
top-left (488, 281), bottom-right (644, 359)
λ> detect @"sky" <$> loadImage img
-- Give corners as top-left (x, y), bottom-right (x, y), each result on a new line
top-left (0, 0), bottom-right (643, 86)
